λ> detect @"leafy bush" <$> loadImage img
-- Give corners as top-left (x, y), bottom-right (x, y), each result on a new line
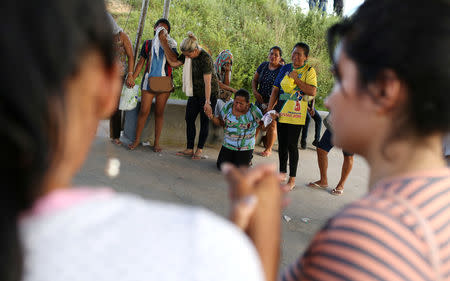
top-left (108, 0), bottom-right (339, 110)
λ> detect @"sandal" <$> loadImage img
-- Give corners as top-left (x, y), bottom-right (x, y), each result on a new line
top-left (112, 138), bottom-right (122, 145)
top-left (128, 142), bottom-right (139, 150)
top-left (307, 182), bottom-right (328, 189)
top-left (330, 188), bottom-right (344, 196)
top-left (176, 150), bottom-right (193, 157)
top-left (192, 153), bottom-right (207, 160)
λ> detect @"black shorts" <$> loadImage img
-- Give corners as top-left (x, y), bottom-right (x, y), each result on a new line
top-left (216, 146), bottom-right (253, 170)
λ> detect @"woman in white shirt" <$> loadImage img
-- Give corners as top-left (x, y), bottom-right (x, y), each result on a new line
top-left (0, 1), bottom-right (266, 281)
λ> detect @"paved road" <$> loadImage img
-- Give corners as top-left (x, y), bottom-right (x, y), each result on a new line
top-left (74, 121), bottom-right (369, 268)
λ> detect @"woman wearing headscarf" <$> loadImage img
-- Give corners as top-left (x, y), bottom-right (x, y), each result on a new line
top-left (215, 49), bottom-right (237, 98)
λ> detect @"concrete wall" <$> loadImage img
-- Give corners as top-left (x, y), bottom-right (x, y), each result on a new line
top-left (123, 99), bottom-right (328, 149)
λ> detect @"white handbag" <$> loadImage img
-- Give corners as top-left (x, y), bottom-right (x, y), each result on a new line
top-left (119, 84), bottom-right (139, 111)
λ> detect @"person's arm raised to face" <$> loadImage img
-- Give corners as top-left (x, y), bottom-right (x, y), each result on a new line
top-left (159, 30), bottom-right (183, 68)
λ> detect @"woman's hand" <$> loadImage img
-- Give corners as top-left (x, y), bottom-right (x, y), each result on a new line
top-left (204, 103), bottom-right (212, 117)
top-left (223, 164), bottom-right (280, 229)
top-left (158, 28), bottom-right (168, 44)
top-left (288, 71), bottom-right (298, 80)
top-left (126, 74), bottom-right (135, 88)
top-left (254, 92), bottom-right (264, 104)
top-left (270, 112), bottom-right (279, 120)
top-left (224, 62), bottom-right (231, 72)
top-left (223, 163), bottom-right (286, 281)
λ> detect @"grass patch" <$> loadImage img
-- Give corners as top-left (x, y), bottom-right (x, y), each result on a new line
top-left (108, 0), bottom-right (339, 110)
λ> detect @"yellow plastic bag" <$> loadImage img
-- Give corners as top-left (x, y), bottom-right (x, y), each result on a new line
top-left (278, 95), bottom-right (308, 125)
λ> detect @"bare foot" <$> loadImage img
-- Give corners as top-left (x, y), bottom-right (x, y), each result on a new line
top-left (153, 145), bottom-right (162, 152)
top-left (176, 149), bottom-right (193, 156)
top-left (128, 141), bottom-right (139, 150)
top-left (259, 149), bottom-right (272, 157)
top-left (112, 138), bottom-right (122, 145)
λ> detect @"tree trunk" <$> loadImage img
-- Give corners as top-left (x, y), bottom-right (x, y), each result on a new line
top-left (163, 0), bottom-right (170, 19)
top-left (133, 0), bottom-right (150, 66)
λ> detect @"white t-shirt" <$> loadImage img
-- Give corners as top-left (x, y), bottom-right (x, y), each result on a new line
top-left (215, 98), bottom-right (233, 117)
top-left (20, 189), bottom-right (264, 281)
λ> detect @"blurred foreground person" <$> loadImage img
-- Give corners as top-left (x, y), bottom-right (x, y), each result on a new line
top-left (228, 0), bottom-right (450, 280)
top-left (0, 1), bottom-right (265, 281)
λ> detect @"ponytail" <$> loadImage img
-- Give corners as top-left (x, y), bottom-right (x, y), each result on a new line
top-left (180, 31), bottom-right (199, 52)
top-left (0, 211), bottom-right (23, 281)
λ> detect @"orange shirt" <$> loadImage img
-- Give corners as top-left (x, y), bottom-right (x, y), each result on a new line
top-left (283, 168), bottom-right (450, 281)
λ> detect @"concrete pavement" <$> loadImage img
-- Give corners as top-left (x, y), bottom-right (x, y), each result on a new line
top-left (74, 121), bottom-right (369, 269)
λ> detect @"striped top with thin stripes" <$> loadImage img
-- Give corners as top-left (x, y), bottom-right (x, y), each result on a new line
top-left (283, 168), bottom-right (450, 281)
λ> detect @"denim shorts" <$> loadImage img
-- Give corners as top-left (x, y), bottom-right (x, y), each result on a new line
top-left (318, 129), bottom-right (354, 156)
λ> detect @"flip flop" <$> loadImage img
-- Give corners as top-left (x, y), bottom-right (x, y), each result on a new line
top-left (192, 154), bottom-right (208, 160)
top-left (330, 188), bottom-right (344, 196)
top-left (176, 151), bottom-right (193, 157)
top-left (307, 182), bottom-right (328, 189)
top-left (112, 139), bottom-right (122, 145)
top-left (289, 184), bottom-right (296, 191)
top-left (128, 143), bottom-right (139, 150)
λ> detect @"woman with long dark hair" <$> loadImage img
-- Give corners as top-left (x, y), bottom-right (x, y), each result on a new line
top-left (227, 0), bottom-right (450, 280)
top-left (0, 1), bottom-right (265, 280)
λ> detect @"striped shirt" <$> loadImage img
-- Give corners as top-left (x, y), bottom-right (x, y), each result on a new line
top-left (220, 101), bottom-right (263, 151)
top-left (283, 168), bottom-right (450, 281)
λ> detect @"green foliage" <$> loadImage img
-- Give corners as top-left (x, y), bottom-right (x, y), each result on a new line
top-left (109, 0), bottom-right (340, 110)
